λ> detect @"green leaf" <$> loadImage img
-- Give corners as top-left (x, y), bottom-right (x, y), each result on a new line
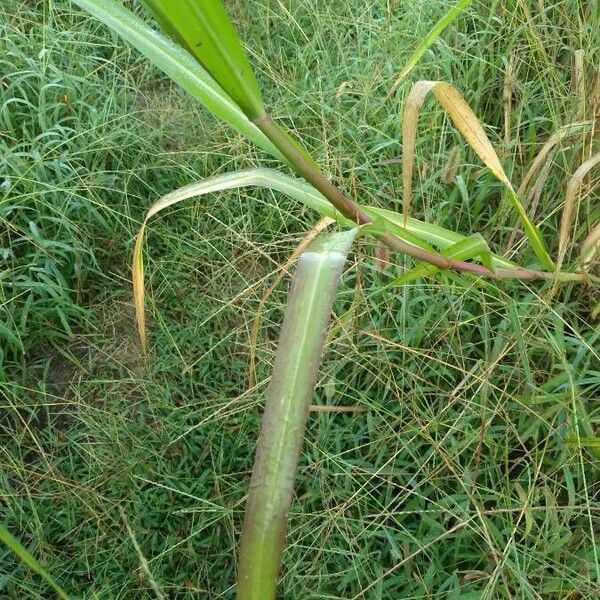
top-left (0, 525), bottom-right (72, 600)
top-left (142, 0), bottom-right (264, 119)
top-left (392, 233), bottom-right (492, 285)
top-left (72, 0), bottom-right (282, 160)
top-left (368, 206), bottom-right (515, 268)
top-left (132, 167), bottom-right (519, 349)
top-left (359, 218), bottom-right (438, 252)
top-left (237, 228), bottom-right (358, 600)
top-left (391, 0), bottom-right (474, 90)
top-left (565, 436), bottom-right (600, 449)
top-left (507, 300), bottom-right (534, 389)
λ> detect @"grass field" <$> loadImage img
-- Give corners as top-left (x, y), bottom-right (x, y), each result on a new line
top-left (1, 0), bottom-right (599, 598)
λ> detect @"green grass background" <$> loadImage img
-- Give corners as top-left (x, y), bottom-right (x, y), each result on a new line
top-left (1, 0), bottom-right (599, 598)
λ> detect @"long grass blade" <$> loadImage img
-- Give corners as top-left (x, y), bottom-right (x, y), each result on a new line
top-left (391, 0), bottom-right (473, 91)
top-left (132, 168), bottom-right (517, 351)
top-left (142, 0), bottom-right (264, 118)
top-left (402, 80), bottom-right (554, 270)
top-left (237, 228), bottom-right (358, 600)
top-left (0, 525), bottom-right (71, 600)
top-left (72, 0), bottom-right (282, 160)
top-left (557, 153), bottom-right (600, 270)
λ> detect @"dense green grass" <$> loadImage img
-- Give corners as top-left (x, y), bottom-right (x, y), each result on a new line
top-left (1, 0), bottom-right (599, 598)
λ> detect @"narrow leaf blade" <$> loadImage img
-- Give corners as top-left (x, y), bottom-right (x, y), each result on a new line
top-left (392, 234), bottom-right (490, 285)
top-left (392, 0), bottom-right (473, 90)
top-left (0, 525), bottom-right (71, 600)
top-left (370, 207), bottom-right (515, 268)
top-left (72, 0), bottom-right (282, 159)
top-left (143, 0), bottom-right (264, 118)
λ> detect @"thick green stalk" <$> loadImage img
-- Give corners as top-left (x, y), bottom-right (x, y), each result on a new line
top-left (237, 229), bottom-right (357, 600)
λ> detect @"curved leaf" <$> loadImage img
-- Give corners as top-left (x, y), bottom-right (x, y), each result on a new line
top-left (557, 153), bottom-right (600, 270)
top-left (517, 121), bottom-right (592, 195)
top-left (132, 168), bottom-right (516, 351)
top-left (581, 221), bottom-right (600, 269)
top-left (402, 80), bottom-right (554, 270)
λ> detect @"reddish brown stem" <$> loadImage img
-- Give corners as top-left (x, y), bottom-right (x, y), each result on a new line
top-left (253, 115), bottom-right (597, 286)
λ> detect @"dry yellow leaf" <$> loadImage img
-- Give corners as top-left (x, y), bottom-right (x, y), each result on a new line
top-left (402, 80), bottom-right (436, 223)
top-left (402, 80), bottom-right (554, 270)
top-left (581, 221), bottom-right (600, 270)
top-left (517, 121), bottom-right (592, 196)
top-left (403, 80), bottom-right (512, 224)
top-left (557, 153), bottom-right (600, 271)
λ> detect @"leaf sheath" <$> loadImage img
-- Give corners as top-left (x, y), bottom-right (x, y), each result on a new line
top-left (237, 229), bottom-right (357, 600)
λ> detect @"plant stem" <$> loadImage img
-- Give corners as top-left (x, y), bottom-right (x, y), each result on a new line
top-left (254, 115), bottom-right (597, 286)
top-left (253, 115), bottom-right (452, 269)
